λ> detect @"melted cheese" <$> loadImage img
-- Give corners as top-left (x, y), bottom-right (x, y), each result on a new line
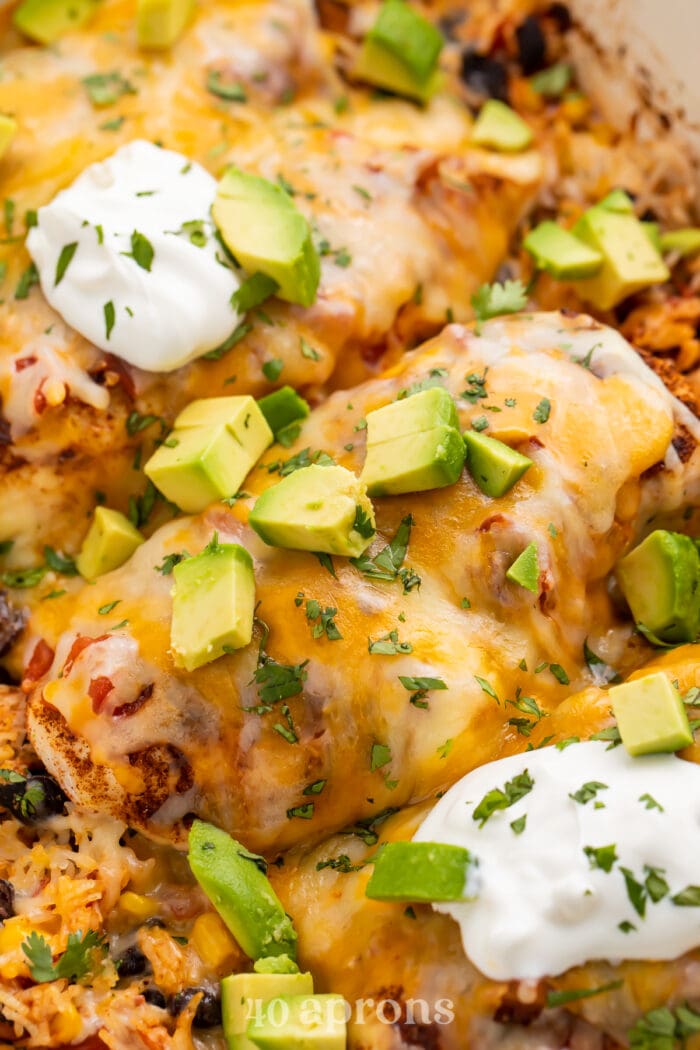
top-left (25, 313), bottom-right (697, 851)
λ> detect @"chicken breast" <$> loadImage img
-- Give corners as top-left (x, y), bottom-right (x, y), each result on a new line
top-left (23, 311), bottom-right (700, 849)
top-left (0, 0), bottom-right (541, 565)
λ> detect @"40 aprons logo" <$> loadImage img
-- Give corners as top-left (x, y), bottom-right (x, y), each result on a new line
top-left (245, 994), bottom-right (456, 1027)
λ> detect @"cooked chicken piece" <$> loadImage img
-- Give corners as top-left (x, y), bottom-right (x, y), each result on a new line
top-left (268, 644), bottom-right (700, 1050)
top-left (0, 0), bottom-right (541, 565)
top-left (23, 312), bottom-right (700, 849)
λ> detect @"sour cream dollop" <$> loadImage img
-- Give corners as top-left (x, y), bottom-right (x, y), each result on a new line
top-left (415, 741), bottom-right (700, 980)
top-left (27, 140), bottom-right (241, 372)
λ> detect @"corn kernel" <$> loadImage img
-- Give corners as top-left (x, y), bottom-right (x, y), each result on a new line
top-left (118, 891), bottom-right (159, 920)
top-left (190, 912), bottom-right (238, 970)
top-left (51, 1002), bottom-right (83, 1043)
top-left (0, 918), bottom-right (31, 979)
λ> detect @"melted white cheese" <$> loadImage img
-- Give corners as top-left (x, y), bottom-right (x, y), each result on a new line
top-left (415, 741), bottom-right (700, 980)
top-left (26, 140), bottom-right (240, 372)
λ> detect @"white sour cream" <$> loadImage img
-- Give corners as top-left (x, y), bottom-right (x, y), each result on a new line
top-left (27, 140), bottom-right (241, 373)
top-left (415, 741), bottom-right (700, 980)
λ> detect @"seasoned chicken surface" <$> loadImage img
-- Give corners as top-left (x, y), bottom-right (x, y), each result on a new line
top-left (0, 0), bottom-right (540, 565)
top-left (269, 644), bottom-right (700, 1050)
top-left (23, 312), bottom-right (700, 849)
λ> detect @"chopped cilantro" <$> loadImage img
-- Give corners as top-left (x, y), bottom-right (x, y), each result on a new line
top-left (104, 300), bottom-right (116, 339)
top-left (461, 369), bottom-right (488, 403)
top-left (43, 546), bottom-right (78, 576)
top-left (639, 793), bottom-right (664, 812)
top-left (671, 885), bottom-right (700, 907)
top-left (533, 398), bottom-right (551, 423)
top-left (206, 71), bottom-right (247, 101)
top-left (471, 279), bottom-right (528, 325)
top-left (368, 630), bottom-right (413, 655)
top-left (304, 600), bottom-right (342, 641)
top-left (546, 980), bottom-right (622, 1008)
top-left (287, 803), bottom-right (314, 820)
top-left (352, 505), bottom-right (375, 539)
top-left (54, 242), bottom-right (78, 286)
top-left (124, 230), bottom-right (154, 271)
top-left (300, 337), bottom-right (321, 361)
top-left (370, 743), bottom-right (391, 771)
top-left (98, 600), bottom-right (121, 615)
top-left (15, 262), bottom-right (39, 300)
top-left (474, 675), bottom-right (499, 703)
top-left (23, 929), bottom-right (106, 984)
top-left (82, 71), bottom-right (135, 107)
top-left (202, 320), bottom-right (252, 360)
top-left (510, 814), bottom-right (527, 835)
top-left (472, 770), bottom-right (534, 827)
top-left (583, 844), bottom-right (617, 872)
top-left (570, 781), bottom-right (608, 805)
top-left (266, 447), bottom-right (334, 477)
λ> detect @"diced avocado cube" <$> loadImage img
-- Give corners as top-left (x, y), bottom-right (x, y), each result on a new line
top-left (145, 424), bottom-right (252, 514)
top-left (171, 541), bottom-right (254, 670)
top-left (76, 507), bottom-right (144, 580)
top-left (0, 116), bottom-right (17, 160)
top-left (354, 0), bottom-right (443, 105)
top-left (13, 0), bottom-right (99, 43)
top-left (258, 387), bottom-right (310, 437)
top-left (137, 0), bottom-right (192, 48)
top-left (598, 188), bottom-right (635, 214)
top-left (472, 100), bottom-right (533, 152)
top-left (213, 168), bottom-right (320, 308)
top-left (659, 228), bottom-right (700, 259)
top-left (506, 542), bottom-right (539, 593)
top-left (529, 62), bottom-right (571, 98)
top-left (189, 821), bottom-right (297, 961)
top-left (572, 205), bottom-right (670, 310)
top-left (365, 841), bottom-right (472, 902)
top-left (145, 396), bottom-right (272, 514)
top-left (361, 425), bottom-right (465, 497)
top-left (222, 972), bottom-right (313, 1050)
top-left (249, 464), bottom-right (375, 557)
top-left (464, 431), bottom-right (532, 497)
top-left (523, 221), bottom-right (603, 280)
top-left (247, 994), bottom-right (347, 1050)
top-left (176, 395), bottom-right (273, 454)
top-left (609, 671), bottom-right (693, 756)
top-left (365, 386), bottom-right (458, 446)
top-left (616, 530), bottom-right (700, 645)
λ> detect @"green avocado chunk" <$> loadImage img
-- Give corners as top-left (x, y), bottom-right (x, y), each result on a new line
top-left (222, 972), bottom-right (313, 1050)
top-left (361, 426), bottom-right (465, 496)
top-left (76, 507), bottom-right (144, 580)
top-left (249, 464), bottom-right (375, 557)
top-left (246, 994), bottom-right (347, 1050)
top-left (598, 188), bottom-right (635, 214)
top-left (213, 168), bottom-right (320, 307)
top-left (365, 841), bottom-right (472, 902)
top-left (609, 671), bottom-right (693, 757)
top-left (353, 0), bottom-right (443, 104)
top-left (506, 542), bottom-right (540, 593)
top-left (145, 396), bottom-right (273, 513)
top-left (257, 387), bottom-right (310, 437)
top-left (472, 100), bottom-right (533, 152)
top-left (189, 821), bottom-right (297, 962)
top-left (171, 539), bottom-right (255, 671)
top-left (464, 430), bottom-right (532, 498)
top-left (616, 529), bottom-right (700, 645)
top-left (572, 204), bottom-right (669, 310)
top-left (523, 221), bottom-right (603, 280)
top-left (659, 228), bottom-right (700, 259)
top-left (136, 0), bottom-right (192, 48)
top-left (366, 387), bottom-right (459, 444)
top-left (13, 0), bottom-right (100, 43)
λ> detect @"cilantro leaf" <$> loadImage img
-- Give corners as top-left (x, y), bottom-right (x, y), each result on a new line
top-left (546, 979), bottom-right (622, 1008)
top-left (124, 230), bottom-right (154, 271)
top-left (472, 770), bottom-right (534, 827)
top-left (252, 658), bottom-right (308, 705)
top-left (54, 242), bottom-right (78, 286)
top-left (583, 844), bottom-right (617, 872)
top-left (352, 505), bottom-right (376, 540)
top-left (22, 931), bottom-right (57, 982)
top-left (471, 280), bottom-right (528, 325)
top-left (351, 515), bottom-right (415, 586)
top-left (368, 630), bottom-right (413, 655)
top-left (207, 71), bottom-right (247, 101)
top-left (82, 71), bottom-right (136, 107)
top-left (570, 781), bottom-right (608, 805)
top-left (231, 272), bottom-right (279, 313)
top-left (23, 929), bottom-right (106, 984)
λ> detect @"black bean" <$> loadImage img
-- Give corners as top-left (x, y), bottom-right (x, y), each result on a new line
top-left (516, 16), bottom-right (547, 74)
top-left (144, 916), bottom-right (166, 928)
top-left (0, 774), bottom-right (66, 825)
top-left (170, 988), bottom-right (222, 1028)
top-left (143, 987), bottom-right (167, 1008)
top-left (116, 945), bottom-right (150, 978)
top-left (460, 51), bottom-right (508, 101)
top-left (0, 880), bottom-right (14, 921)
